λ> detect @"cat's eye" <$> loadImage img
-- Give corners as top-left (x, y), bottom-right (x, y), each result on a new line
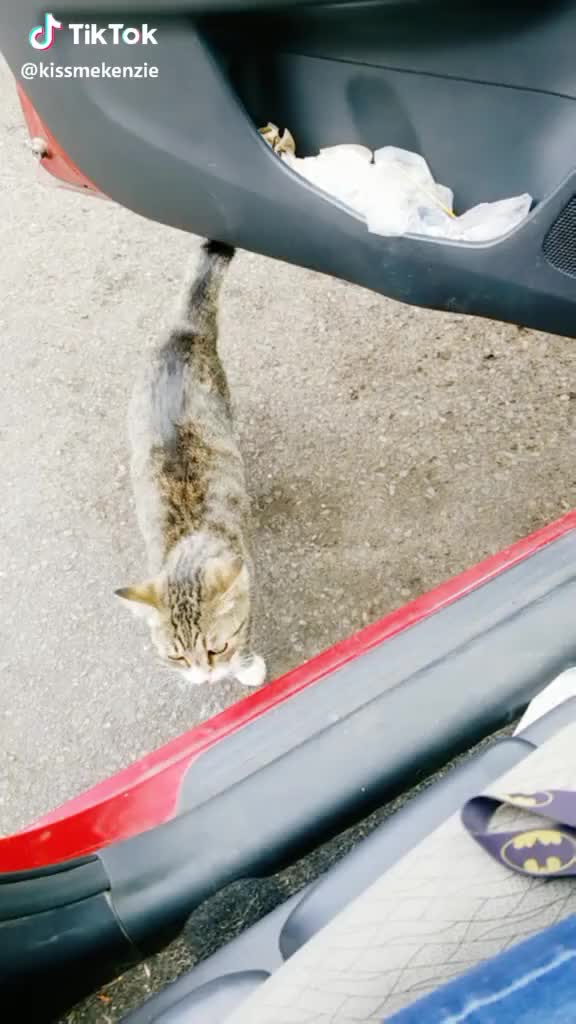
top-left (208, 643), bottom-right (228, 657)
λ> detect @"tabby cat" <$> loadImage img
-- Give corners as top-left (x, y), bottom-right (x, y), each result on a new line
top-left (116, 241), bottom-right (266, 688)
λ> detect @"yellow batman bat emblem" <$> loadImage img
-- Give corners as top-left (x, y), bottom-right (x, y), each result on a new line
top-left (501, 829), bottom-right (576, 874)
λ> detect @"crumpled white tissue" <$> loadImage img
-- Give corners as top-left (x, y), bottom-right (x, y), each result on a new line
top-left (283, 144), bottom-right (374, 220)
top-left (282, 144), bottom-right (531, 242)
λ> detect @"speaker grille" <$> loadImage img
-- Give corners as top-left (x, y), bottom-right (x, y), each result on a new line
top-left (543, 197), bottom-right (576, 277)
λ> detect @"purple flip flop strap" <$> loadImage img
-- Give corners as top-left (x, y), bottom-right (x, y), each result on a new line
top-left (462, 790), bottom-right (576, 877)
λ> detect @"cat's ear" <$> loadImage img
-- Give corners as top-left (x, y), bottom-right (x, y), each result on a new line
top-left (203, 555), bottom-right (248, 615)
top-left (203, 555), bottom-right (245, 595)
top-left (115, 581), bottom-right (160, 620)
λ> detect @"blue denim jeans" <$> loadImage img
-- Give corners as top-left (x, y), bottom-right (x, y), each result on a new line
top-left (386, 914), bottom-right (576, 1023)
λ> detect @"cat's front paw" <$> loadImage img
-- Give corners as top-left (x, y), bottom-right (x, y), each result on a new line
top-left (235, 654), bottom-right (266, 688)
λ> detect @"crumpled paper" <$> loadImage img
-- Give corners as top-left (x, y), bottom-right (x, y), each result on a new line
top-left (265, 131), bottom-right (531, 242)
top-left (259, 122), bottom-right (296, 158)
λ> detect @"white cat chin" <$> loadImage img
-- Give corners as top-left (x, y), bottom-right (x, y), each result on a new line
top-left (178, 662), bottom-right (237, 687)
top-left (176, 655), bottom-right (266, 688)
top-left (180, 665), bottom-right (212, 686)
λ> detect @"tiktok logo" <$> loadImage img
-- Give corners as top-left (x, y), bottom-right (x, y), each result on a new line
top-left (29, 13), bottom-right (62, 51)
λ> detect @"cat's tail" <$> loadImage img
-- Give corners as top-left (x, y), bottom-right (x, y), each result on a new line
top-left (182, 239), bottom-right (236, 331)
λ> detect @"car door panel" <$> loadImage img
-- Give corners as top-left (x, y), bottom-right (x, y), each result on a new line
top-left (2, 2), bottom-right (576, 334)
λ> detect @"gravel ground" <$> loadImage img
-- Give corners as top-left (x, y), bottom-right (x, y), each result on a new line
top-left (1, 55), bottom-right (575, 1022)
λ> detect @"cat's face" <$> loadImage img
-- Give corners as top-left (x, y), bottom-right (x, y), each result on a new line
top-left (116, 553), bottom-right (251, 685)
